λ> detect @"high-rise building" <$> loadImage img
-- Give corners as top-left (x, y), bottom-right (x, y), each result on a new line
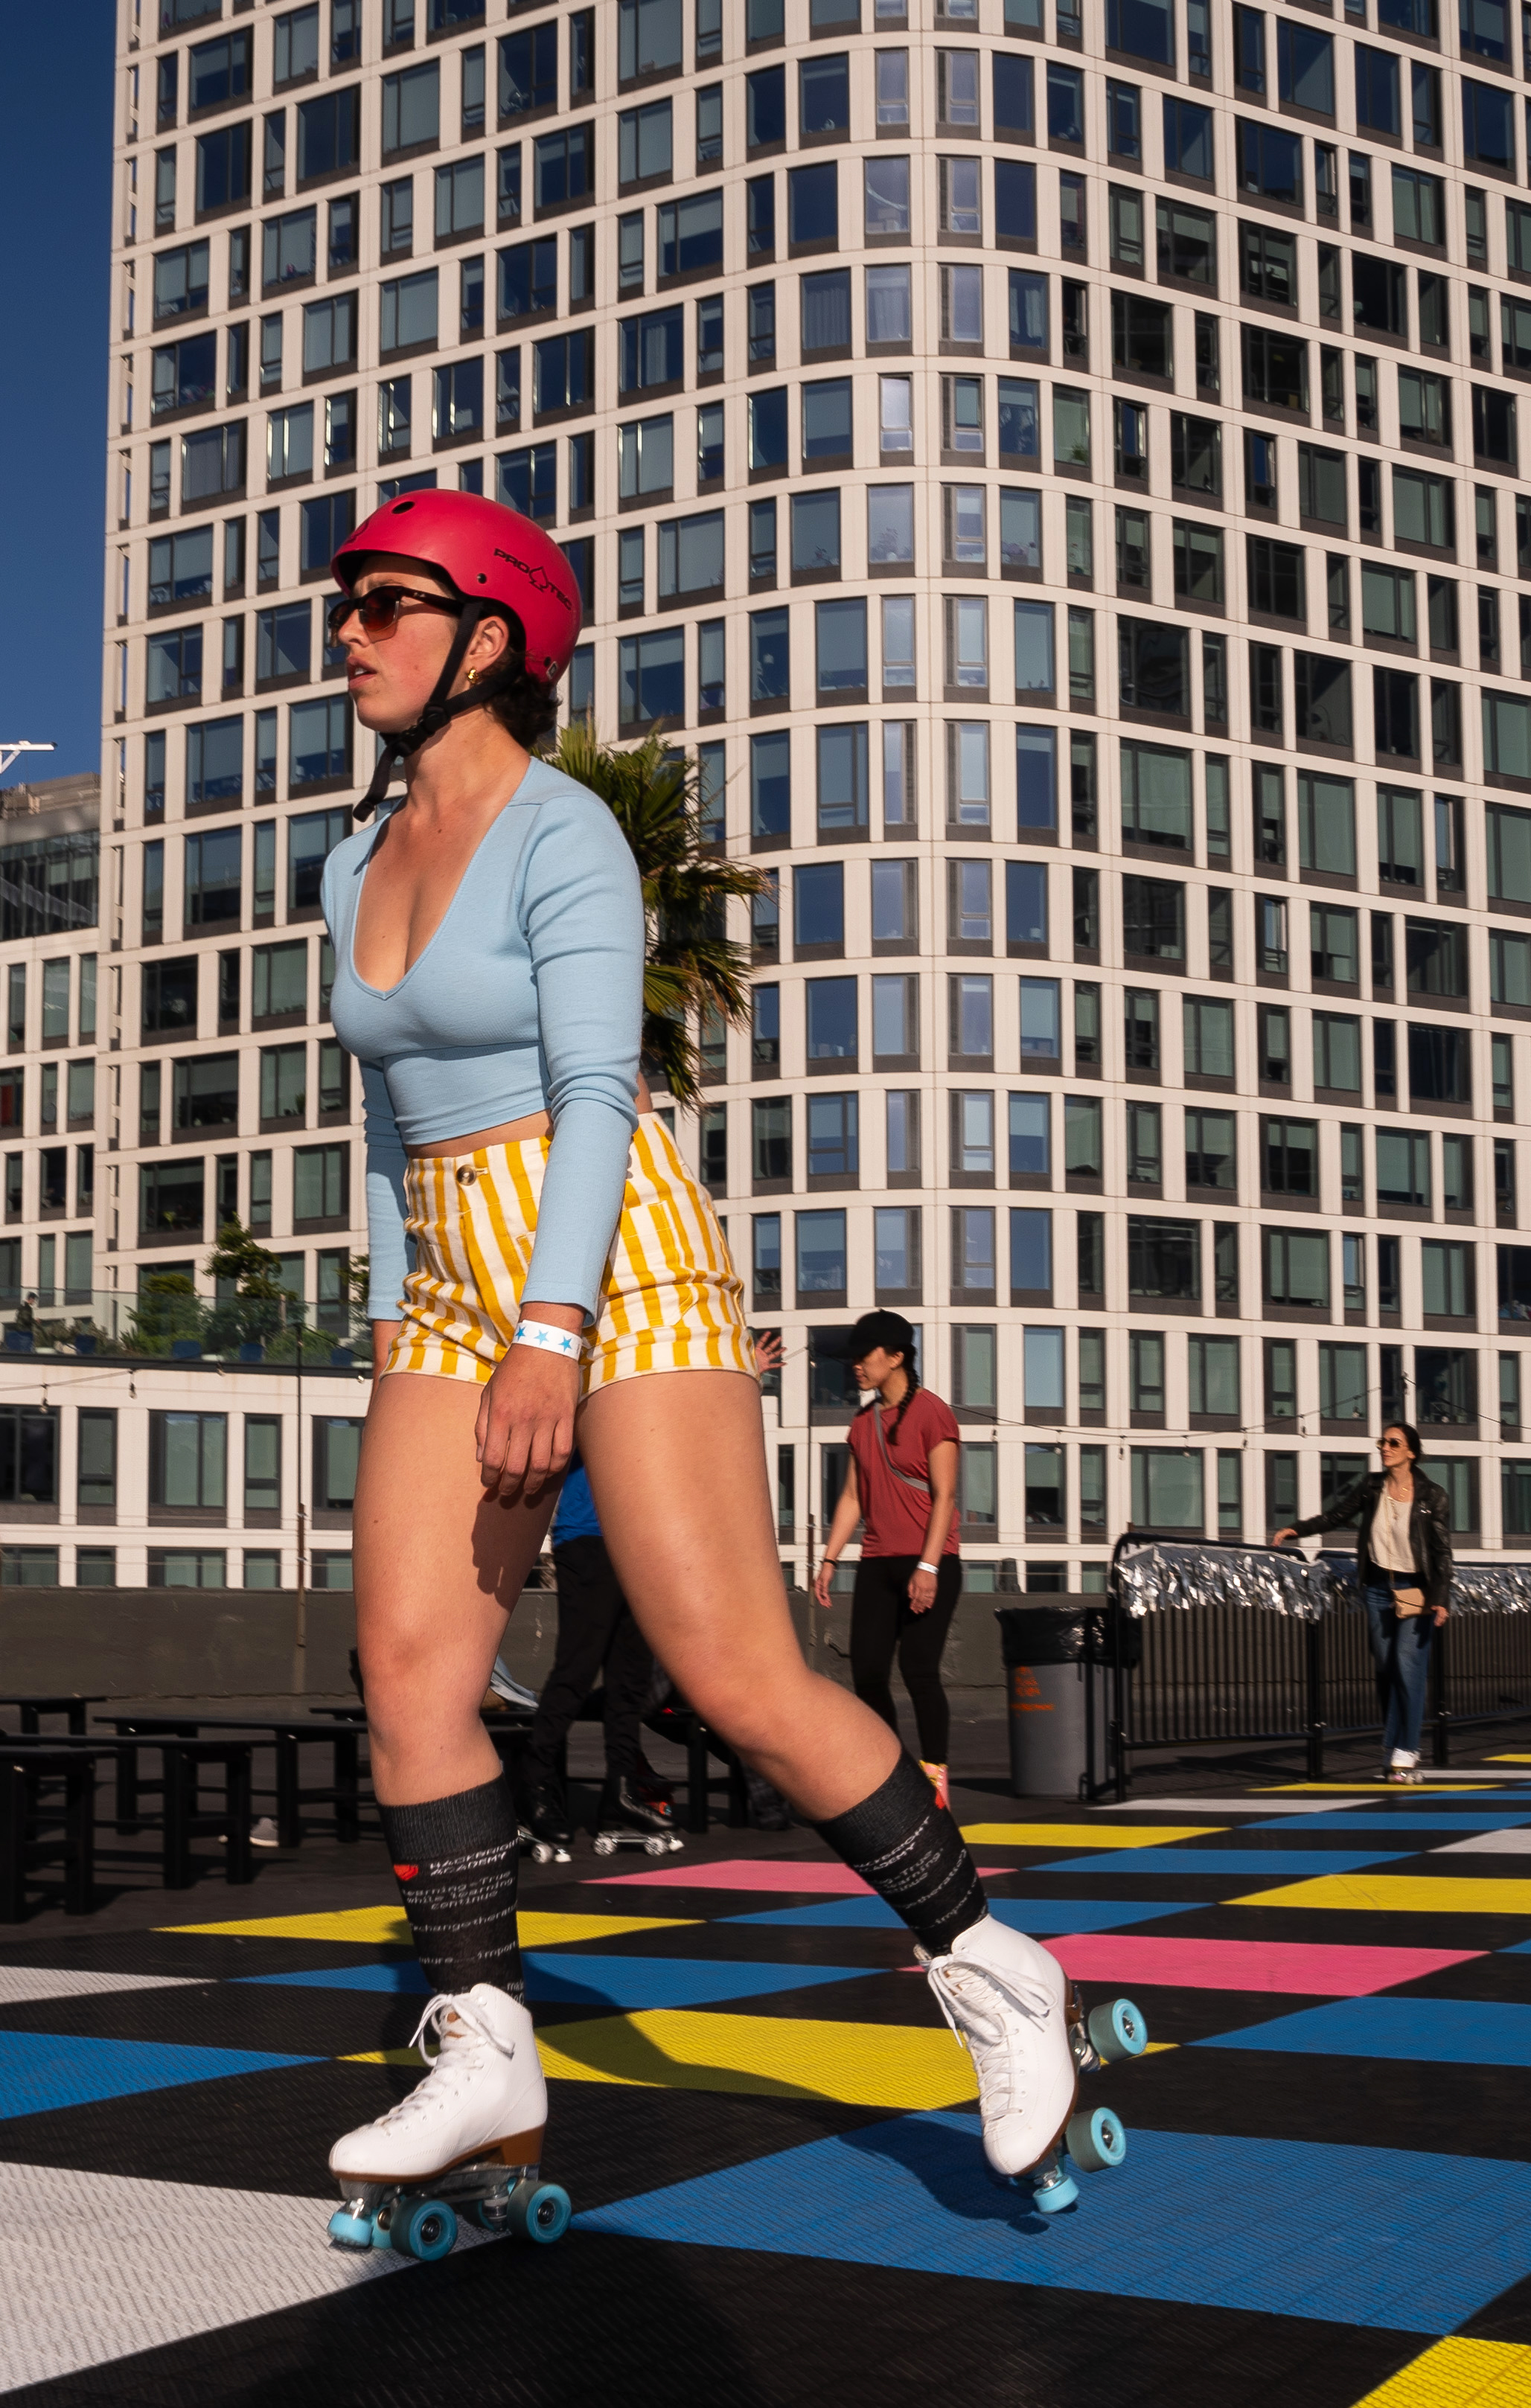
top-left (29, 0), bottom-right (1531, 1592)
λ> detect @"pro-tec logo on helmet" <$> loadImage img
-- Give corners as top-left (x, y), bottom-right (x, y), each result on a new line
top-left (493, 548), bottom-right (575, 618)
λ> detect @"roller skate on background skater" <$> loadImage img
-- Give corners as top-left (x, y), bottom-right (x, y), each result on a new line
top-left (921, 1914), bottom-right (1148, 2213)
top-left (592, 1764), bottom-right (685, 1856)
top-left (328, 1985), bottom-right (570, 2259)
top-left (521, 1775), bottom-right (573, 1865)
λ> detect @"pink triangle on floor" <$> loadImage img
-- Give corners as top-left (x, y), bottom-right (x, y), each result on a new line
top-left (583, 1857), bottom-right (1015, 1893)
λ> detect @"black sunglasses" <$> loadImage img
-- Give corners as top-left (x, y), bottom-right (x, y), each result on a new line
top-left (327, 586), bottom-right (464, 641)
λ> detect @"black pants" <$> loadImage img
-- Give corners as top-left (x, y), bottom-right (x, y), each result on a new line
top-left (849, 1555), bottom-right (963, 1764)
top-left (527, 1537), bottom-right (654, 1783)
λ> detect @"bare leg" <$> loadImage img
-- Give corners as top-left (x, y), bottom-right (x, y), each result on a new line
top-left (578, 1370), bottom-right (900, 1822)
top-left (352, 1375), bottom-right (556, 1804)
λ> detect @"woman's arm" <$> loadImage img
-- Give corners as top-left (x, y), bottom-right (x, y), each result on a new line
top-left (1276, 1475), bottom-right (1373, 1546)
top-left (812, 1454), bottom-right (863, 1607)
top-left (908, 1438), bottom-right (959, 1614)
top-left (476, 795), bottom-right (645, 1497)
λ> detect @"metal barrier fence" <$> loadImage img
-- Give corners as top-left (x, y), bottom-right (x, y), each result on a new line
top-left (1083, 1535), bottom-right (1531, 1801)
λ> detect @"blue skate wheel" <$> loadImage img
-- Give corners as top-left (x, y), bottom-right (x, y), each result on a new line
top-left (1032, 2170), bottom-right (1078, 2215)
top-left (506, 2179), bottom-right (572, 2244)
top-left (391, 2197), bottom-right (458, 2261)
top-left (327, 2209), bottom-right (374, 2250)
top-left (1088, 1997), bottom-right (1148, 2062)
top-left (1066, 2105), bottom-right (1128, 2173)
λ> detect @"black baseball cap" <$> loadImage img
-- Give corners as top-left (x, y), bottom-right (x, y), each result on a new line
top-left (848, 1310), bottom-right (917, 1362)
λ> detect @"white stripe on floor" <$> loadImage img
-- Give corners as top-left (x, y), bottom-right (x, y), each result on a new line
top-left (0, 2161), bottom-right (483, 2392)
top-left (1430, 1828), bottom-right (1531, 1855)
top-left (0, 1969), bottom-right (205, 2006)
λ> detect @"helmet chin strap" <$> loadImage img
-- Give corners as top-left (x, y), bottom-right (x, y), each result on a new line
top-left (352, 601), bottom-right (519, 821)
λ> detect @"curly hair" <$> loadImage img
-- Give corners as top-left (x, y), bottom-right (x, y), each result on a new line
top-left (482, 660), bottom-right (560, 751)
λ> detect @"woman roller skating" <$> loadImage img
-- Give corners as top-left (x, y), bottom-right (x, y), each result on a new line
top-left (320, 492), bottom-right (1082, 2250)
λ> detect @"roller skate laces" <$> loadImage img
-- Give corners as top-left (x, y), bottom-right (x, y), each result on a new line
top-left (917, 1918), bottom-right (1076, 2180)
top-left (920, 1760), bottom-right (950, 1813)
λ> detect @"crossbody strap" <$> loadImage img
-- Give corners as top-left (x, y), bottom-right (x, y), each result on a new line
top-left (871, 1403), bottom-right (931, 1496)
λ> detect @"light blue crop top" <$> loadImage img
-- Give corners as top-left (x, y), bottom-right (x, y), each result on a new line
top-left (322, 760), bottom-right (645, 1322)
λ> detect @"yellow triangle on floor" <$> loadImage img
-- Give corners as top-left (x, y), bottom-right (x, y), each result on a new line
top-left (162, 1906), bottom-right (698, 1947)
top-left (1346, 2337), bottom-right (1531, 2406)
top-left (959, 1823), bottom-right (1219, 1848)
top-left (1489, 1755), bottom-right (1531, 1764)
top-left (350, 2011), bottom-right (983, 2109)
top-left (1228, 1874), bottom-right (1531, 1915)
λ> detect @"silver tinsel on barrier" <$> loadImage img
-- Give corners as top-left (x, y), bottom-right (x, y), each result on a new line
top-left (1115, 1542), bottom-right (1531, 1619)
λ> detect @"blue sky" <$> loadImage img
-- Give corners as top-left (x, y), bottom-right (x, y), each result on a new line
top-left (0, 4), bottom-right (115, 787)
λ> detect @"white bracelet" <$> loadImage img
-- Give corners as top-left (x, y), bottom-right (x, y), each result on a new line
top-left (511, 1317), bottom-right (585, 1359)
top-left (918, 1560), bottom-right (941, 1575)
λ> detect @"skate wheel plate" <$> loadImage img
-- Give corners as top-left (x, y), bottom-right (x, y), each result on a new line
top-left (1065, 2104), bottom-right (1127, 2173)
top-left (391, 2197), bottom-right (458, 2261)
top-left (505, 2179), bottom-right (572, 2244)
top-left (1088, 1996), bottom-right (1148, 2062)
top-left (327, 2208), bottom-right (374, 2250)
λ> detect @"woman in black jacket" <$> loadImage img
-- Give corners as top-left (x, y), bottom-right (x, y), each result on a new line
top-left (1273, 1422), bottom-right (1452, 1784)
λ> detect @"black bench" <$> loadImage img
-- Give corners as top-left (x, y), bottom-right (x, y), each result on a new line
top-left (0, 1745), bottom-right (111, 1919)
top-left (13, 1735), bottom-right (257, 1891)
top-left (0, 1694), bottom-right (106, 1738)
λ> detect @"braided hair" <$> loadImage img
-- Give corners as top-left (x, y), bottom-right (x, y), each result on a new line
top-left (888, 1349), bottom-right (921, 1442)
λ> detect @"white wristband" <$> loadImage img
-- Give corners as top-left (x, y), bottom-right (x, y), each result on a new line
top-left (511, 1317), bottom-right (585, 1360)
top-left (917, 1560), bottom-right (941, 1576)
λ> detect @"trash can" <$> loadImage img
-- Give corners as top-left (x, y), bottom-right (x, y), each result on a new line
top-left (995, 1606), bottom-right (1106, 1800)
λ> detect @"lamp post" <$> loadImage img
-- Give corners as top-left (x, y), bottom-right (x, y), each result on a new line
top-left (0, 740), bottom-right (55, 784)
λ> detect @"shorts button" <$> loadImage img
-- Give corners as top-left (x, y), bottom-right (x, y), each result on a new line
top-left (456, 1165), bottom-right (477, 1186)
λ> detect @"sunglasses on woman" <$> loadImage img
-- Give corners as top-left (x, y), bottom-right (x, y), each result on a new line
top-left (327, 586), bottom-right (464, 641)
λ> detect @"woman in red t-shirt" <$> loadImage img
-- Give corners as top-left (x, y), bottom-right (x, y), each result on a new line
top-left (812, 1310), bottom-right (962, 1810)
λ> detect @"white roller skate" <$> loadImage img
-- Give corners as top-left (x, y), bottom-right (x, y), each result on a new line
top-left (1388, 1749), bottom-right (1424, 1785)
top-left (327, 1984), bottom-right (570, 2259)
top-left (921, 1915), bottom-right (1146, 2215)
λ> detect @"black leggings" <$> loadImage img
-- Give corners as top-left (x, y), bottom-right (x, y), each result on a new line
top-left (848, 1555), bottom-right (963, 1764)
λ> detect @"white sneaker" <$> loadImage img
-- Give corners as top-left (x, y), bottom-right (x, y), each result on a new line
top-left (1388, 1749), bottom-right (1423, 1786)
top-left (919, 1915), bottom-right (1077, 2180)
top-left (329, 1984), bottom-right (547, 2184)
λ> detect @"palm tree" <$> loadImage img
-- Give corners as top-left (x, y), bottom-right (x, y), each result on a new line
top-left (547, 723), bottom-right (766, 1106)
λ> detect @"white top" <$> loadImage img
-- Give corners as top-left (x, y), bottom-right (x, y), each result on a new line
top-left (1372, 1487), bottom-right (1416, 1575)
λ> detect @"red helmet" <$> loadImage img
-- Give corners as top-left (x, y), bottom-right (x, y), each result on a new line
top-left (333, 490), bottom-right (581, 682)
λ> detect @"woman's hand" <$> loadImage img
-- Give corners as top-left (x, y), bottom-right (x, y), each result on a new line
top-left (907, 1565), bottom-right (939, 1615)
top-left (1270, 1528), bottom-right (1298, 1548)
top-left (812, 1559), bottom-right (837, 1610)
top-left (1432, 1604), bottom-right (1448, 1627)
top-left (475, 1302), bottom-right (584, 1497)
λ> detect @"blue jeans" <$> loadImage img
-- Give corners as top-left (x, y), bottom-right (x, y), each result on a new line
top-left (1364, 1585), bottom-right (1434, 1757)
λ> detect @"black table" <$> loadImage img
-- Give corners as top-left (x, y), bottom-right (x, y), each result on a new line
top-left (0, 1695), bottom-right (106, 1738)
top-left (177, 1717), bottom-right (366, 1848)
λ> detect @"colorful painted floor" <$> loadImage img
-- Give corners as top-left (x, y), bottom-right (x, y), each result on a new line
top-left (4, 1767), bottom-right (1531, 2406)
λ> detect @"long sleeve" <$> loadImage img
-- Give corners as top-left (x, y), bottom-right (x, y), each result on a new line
top-left (1293, 1476), bottom-right (1374, 1540)
top-left (516, 795), bottom-right (645, 1317)
top-left (361, 1060), bottom-right (412, 1320)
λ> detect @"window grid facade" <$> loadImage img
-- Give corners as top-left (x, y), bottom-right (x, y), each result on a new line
top-left (71, 0), bottom-right (1531, 1583)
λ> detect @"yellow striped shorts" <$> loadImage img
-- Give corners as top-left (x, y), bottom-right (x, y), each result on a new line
top-left (383, 1113), bottom-right (755, 1394)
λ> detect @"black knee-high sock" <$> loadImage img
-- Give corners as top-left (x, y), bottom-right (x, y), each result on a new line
top-left (814, 1752), bottom-right (986, 1955)
top-left (380, 1773), bottom-right (523, 1999)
